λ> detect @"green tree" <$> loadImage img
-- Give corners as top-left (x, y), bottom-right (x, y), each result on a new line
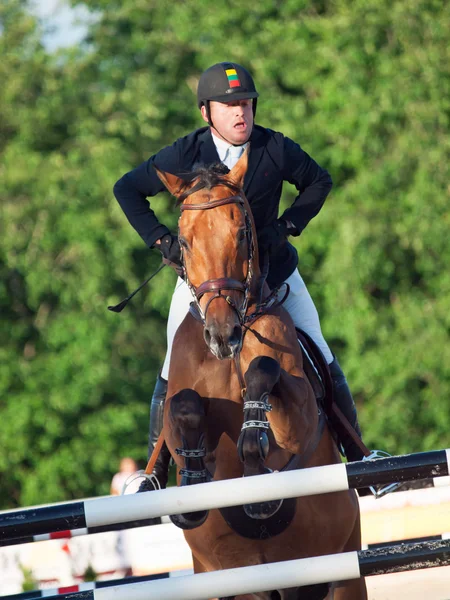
top-left (0, 0), bottom-right (173, 505)
top-left (1, 0), bottom-right (448, 508)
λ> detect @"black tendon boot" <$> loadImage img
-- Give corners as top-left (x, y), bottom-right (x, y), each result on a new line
top-left (137, 372), bottom-right (172, 493)
top-left (329, 357), bottom-right (401, 498)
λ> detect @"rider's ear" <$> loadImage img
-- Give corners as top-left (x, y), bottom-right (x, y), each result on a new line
top-left (154, 167), bottom-right (186, 197)
top-left (228, 146), bottom-right (249, 187)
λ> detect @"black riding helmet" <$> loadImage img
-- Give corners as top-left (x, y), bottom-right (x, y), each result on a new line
top-left (197, 62), bottom-right (259, 126)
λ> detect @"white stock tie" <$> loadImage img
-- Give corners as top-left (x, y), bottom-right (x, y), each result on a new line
top-left (223, 145), bottom-right (244, 170)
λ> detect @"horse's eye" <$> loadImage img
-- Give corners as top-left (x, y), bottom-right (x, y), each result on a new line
top-left (238, 228), bottom-right (247, 243)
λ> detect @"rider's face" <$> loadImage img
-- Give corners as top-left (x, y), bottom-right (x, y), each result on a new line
top-left (201, 99), bottom-right (253, 145)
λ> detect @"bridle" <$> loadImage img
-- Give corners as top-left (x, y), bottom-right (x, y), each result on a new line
top-left (179, 194), bottom-right (255, 326)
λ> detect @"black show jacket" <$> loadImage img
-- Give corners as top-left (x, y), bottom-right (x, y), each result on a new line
top-left (113, 125), bottom-right (332, 288)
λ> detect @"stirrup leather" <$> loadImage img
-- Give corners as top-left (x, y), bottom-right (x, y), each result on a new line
top-left (363, 450), bottom-right (404, 498)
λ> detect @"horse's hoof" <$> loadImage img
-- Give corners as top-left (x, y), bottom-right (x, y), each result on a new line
top-left (243, 499), bottom-right (283, 520)
top-left (169, 510), bottom-right (209, 530)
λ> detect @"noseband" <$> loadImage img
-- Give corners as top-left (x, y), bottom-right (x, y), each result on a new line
top-left (179, 195), bottom-right (255, 325)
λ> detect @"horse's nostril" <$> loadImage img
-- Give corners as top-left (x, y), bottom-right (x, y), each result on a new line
top-left (204, 328), bottom-right (211, 346)
top-left (230, 325), bottom-right (242, 346)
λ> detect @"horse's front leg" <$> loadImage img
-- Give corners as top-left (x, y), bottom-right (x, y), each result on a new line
top-left (237, 356), bottom-right (283, 519)
top-left (168, 388), bottom-right (210, 530)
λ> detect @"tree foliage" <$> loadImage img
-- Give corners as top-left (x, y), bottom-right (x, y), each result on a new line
top-left (1, 0), bottom-right (449, 508)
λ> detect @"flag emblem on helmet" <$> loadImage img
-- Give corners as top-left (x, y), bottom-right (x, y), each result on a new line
top-left (225, 67), bottom-right (241, 88)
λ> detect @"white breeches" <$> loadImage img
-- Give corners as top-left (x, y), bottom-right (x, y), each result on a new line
top-left (161, 269), bottom-right (333, 380)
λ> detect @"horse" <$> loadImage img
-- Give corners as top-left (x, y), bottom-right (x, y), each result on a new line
top-left (155, 150), bottom-right (367, 600)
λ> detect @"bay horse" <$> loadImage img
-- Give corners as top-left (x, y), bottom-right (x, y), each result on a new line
top-left (155, 150), bottom-right (367, 600)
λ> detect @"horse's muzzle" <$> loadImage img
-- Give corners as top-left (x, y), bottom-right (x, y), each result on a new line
top-left (204, 322), bottom-right (242, 359)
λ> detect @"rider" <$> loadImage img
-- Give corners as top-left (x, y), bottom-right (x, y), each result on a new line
top-left (113, 62), bottom-right (390, 496)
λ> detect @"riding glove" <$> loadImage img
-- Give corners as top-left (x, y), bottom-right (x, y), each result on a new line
top-left (158, 234), bottom-right (183, 268)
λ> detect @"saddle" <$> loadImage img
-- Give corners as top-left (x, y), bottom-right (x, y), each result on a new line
top-left (296, 328), bottom-right (332, 413)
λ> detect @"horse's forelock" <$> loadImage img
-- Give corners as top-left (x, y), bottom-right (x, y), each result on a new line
top-left (176, 164), bottom-right (242, 206)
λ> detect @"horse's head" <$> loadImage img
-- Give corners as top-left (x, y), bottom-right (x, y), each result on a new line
top-left (156, 150), bottom-right (259, 360)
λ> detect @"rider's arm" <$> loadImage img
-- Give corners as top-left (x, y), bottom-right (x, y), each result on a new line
top-left (279, 136), bottom-right (333, 236)
top-left (113, 142), bottom-right (182, 248)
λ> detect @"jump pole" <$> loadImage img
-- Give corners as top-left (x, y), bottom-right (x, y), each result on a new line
top-left (0, 574), bottom-right (168, 600)
top-left (16, 540), bottom-right (450, 600)
top-left (2, 476), bottom-right (448, 549)
top-left (0, 517), bottom-right (161, 547)
top-left (1, 449), bottom-right (449, 542)
top-left (365, 532), bottom-right (450, 550)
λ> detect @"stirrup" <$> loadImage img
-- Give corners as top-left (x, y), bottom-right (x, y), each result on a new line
top-left (135, 471), bottom-right (162, 493)
top-left (363, 450), bottom-right (404, 498)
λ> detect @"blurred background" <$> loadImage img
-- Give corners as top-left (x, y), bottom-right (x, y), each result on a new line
top-left (1, 0), bottom-right (449, 509)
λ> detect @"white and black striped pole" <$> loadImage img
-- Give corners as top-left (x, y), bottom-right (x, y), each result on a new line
top-left (1, 450), bottom-right (449, 543)
top-left (10, 540), bottom-right (450, 600)
top-left (2, 477), bottom-right (447, 548)
top-left (0, 517), bottom-right (160, 547)
top-left (1, 573), bottom-right (168, 600)
top-left (365, 532), bottom-right (450, 550)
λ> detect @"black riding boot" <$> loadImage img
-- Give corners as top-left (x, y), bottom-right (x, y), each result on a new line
top-left (137, 372), bottom-right (172, 493)
top-left (329, 357), bottom-right (401, 498)
top-left (328, 356), bottom-right (364, 463)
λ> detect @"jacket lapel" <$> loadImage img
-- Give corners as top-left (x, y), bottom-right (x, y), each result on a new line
top-left (197, 129), bottom-right (221, 167)
top-left (244, 127), bottom-right (265, 193)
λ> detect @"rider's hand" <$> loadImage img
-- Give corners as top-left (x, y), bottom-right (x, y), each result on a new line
top-left (157, 234), bottom-right (183, 270)
top-left (257, 219), bottom-right (289, 255)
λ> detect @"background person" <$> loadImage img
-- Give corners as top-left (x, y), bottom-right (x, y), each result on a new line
top-left (110, 457), bottom-right (141, 495)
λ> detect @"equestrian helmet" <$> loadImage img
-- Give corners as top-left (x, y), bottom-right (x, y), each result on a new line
top-left (197, 62), bottom-right (259, 115)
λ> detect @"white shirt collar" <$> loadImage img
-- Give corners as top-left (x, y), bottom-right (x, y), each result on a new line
top-left (211, 131), bottom-right (248, 162)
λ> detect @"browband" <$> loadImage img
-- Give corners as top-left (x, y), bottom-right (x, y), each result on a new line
top-left (180, 195), bottom-right (244, 212)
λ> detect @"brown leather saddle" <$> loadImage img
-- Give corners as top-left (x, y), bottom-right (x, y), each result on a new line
top-left (296, 328), bottom-right (333, 413)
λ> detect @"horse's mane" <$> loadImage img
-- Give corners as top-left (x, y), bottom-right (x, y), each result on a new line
top-left (176, 163), bottom-right (242, 205)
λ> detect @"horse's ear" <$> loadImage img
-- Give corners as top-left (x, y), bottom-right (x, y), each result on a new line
top-left (154, 167), bottom-right (186, 197)
top-left (228, 145), bottom-right (249, 187)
